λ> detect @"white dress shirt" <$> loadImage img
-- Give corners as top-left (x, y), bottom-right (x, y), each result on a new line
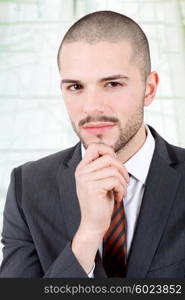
top-left (81, 125), bottom-right (155, 277)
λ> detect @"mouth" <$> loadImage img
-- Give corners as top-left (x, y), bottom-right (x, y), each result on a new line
top-left (82, 122), bottom-right (116, 134)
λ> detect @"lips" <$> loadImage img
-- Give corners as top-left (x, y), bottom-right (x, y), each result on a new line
top-left (82, 122), bottom-right (116, 134)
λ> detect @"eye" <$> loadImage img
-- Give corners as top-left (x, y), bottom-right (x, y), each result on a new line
top-left (67, 83), bottom-right (83, 91)
top-left (105, 81), bottom-right (123, 88)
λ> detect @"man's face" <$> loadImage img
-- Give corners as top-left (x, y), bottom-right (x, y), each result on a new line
top-left (59, 41), bottom-right (148, 152)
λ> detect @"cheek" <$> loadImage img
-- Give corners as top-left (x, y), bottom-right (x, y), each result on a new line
top-left (109, 90), bottom-right (136, 112)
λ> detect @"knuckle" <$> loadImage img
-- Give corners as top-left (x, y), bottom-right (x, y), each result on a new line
top-left (114, 169), bottom-right (121, 178)
top-left (104, 154), bottom-right (114, 164)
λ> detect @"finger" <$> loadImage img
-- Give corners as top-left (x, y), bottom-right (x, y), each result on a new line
top-left (82, 154), bottom-right (130, 184)
top-left (98, 177), bottom-right (127, 201)
top-left (80, 143), bottom-right (115, 166)
top-left (87, 167), bottom-right (128, 191)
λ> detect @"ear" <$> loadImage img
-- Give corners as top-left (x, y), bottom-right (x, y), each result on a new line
top-left (144, 71), bottom-right (159, 107)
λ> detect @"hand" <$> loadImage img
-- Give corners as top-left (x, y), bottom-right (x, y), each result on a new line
top-left (75, 143), bottom-right (129, 235)
top-left (71, 143), bottom-right (129, 274)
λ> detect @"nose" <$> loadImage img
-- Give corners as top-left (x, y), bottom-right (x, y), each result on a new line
top-left (82, 87), bottom-right (106, 115)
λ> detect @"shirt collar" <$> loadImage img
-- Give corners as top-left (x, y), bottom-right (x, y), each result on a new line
top-left (124, 125), bottom-right (155, 184)
top-left (81, 125), bottom-right (155, 185)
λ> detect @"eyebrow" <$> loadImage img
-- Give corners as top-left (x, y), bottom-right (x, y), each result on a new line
top-left (61, 74), bottom-right (130, 84)
top-left (99, 74), bottom-right (130, 82)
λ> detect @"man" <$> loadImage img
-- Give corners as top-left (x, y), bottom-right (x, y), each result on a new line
top-left (0, 11), bottom-right (184, 278)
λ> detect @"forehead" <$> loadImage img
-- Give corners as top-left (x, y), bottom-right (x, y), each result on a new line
top-left (59, 41), bottom-right (135, 77)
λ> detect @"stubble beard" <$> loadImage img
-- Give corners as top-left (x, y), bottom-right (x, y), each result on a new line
top-left (71, 103), bottom-right (144, 153)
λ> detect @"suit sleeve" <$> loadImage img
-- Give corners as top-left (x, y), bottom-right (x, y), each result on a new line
top-left (0, 168), bottom-right (88, 278)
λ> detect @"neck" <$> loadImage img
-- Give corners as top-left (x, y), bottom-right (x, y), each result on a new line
top-left (116, 123), bottom-right (147, 163)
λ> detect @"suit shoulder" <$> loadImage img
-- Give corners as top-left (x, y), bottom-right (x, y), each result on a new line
top-left (16, 143), bottom-right (79, 176)
top-left (167, 142), bottom-right (185, 164)
top-left (165, 142), bottom-right (185, 178)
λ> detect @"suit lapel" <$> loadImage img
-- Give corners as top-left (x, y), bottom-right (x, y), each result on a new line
top-left (126, 130), bottom-right (181, 277)
top-left (57, 142), bottom-right (82, 240)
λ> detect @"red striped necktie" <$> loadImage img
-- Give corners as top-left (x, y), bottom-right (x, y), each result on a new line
top-left (103, 199), bottom-right (127, 277)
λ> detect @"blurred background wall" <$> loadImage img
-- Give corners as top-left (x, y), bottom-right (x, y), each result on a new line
top-left (0, 0), bottom-right (185, 262)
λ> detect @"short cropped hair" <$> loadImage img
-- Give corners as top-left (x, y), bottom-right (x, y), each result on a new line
top-left (57, 10), bottom-right (151, 80)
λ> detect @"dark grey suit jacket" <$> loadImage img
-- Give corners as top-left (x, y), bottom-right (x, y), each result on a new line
top-left (0, 126), bottom-right (185, 278)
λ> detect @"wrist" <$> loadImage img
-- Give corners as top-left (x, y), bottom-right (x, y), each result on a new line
top-left (71, 227), bottom-right (102, 274)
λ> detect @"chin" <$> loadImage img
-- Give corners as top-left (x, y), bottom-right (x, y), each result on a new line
top-left (80, 132), bottom-right (118, 149)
